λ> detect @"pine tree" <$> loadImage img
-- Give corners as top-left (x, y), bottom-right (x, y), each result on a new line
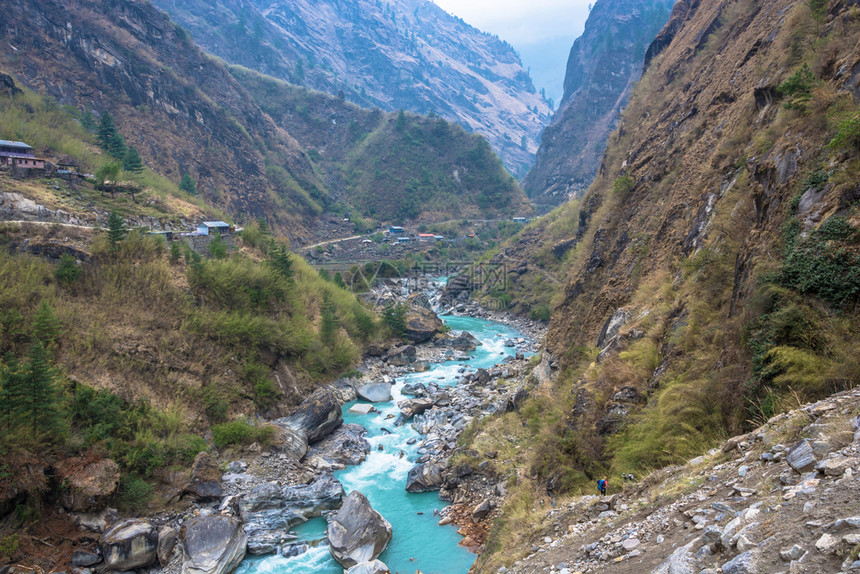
top-left (123, 146), bottom-right (144, 173)
top-left (179, 173), bottom-right (197, 196)
top-left (269, 243), bottom-right (293, 280)
top-left (108, 133), bottom-right (127, 160)
top-left (97, 111), bottom-right (118, 150)
top-left (1, 344), bottom-right (64, 436)
top-left (0, 353), bottom-right (24, 429)
top-left (31, 300), bottom-right (61, 351)
top-left (107, 211), bottom-right (126, 250)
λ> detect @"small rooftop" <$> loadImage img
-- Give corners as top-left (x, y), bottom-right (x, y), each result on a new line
top-left (200, 221), bottom-right (230, 228)
top-left (0, 140), bottom-right (34, 150)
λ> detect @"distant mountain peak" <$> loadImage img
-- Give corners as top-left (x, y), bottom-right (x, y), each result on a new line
top-left (154, 0), bottom-right (552, 177)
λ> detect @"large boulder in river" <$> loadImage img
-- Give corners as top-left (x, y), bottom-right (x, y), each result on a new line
top-left (355, 382), bottom-right (392, 403)
top-left (180, 514), bottom-right (246, 574)
top-left (346, 560), bottom-right (391, 574)
top-left (398, 397), bottom-right (435, 419)
top-left (307, 423), bottom-right (371, 468)
top-left (56, 456), bottom-right (120, 512)
top-left (100, 519), bottom-right (158, 570)
top-left (239, 474), bottom-right (344, 555)
top-left (404, 306), bottom-right (443, 343)
top-left (448, 331), bottom-right (481, 351)
top-left (327, 491), bottom-right (392, 569)
top-left (183, 452), bottom-right (222, 501)
top-left (282, 388), bottom-right (343, 443)
top-left (405, 462), bottom-right (444, 493)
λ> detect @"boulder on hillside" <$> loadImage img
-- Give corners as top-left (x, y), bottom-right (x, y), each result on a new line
top-left (100, 519), bottom-right (158, 570)
top-left (385, 345), bottom-right (416, 366)
top-left (282, 388), bottom-right (343, 443)
top-left (157, 525), bottom-right (178, 567)
top-left (404, 306), bottom-right (443, 343)
top-left (180, 515), bottom-right (246, 574)
top-left (406, 293), bottom-right (433, 310)
top-left (355, 382), bottom-right (392, 403)
top-left (327, 491), bottom-right (392, 569)
top-left (346, 560), bottom-right (391, 574)
top-left (183, 452), bottom-right (222, 501)
top-left (405, 462), bottom-right (444, 493)
top-left (787, 439), bottom-right (818, 473)
top-left (56, 457), bottom-right (120, 513)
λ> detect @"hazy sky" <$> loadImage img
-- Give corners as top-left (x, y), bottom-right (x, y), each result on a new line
top-left (432, 0), bottom-right (591, 46)
top-left (432, 0), bottom-right (593, 104)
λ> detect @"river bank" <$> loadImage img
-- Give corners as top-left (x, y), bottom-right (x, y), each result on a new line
top-left (97, 277), bottom-right (549, 574)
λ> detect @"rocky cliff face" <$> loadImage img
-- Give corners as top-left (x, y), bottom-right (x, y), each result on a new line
top-left (152, 0), bottom-right (552, 177)
top-left (523, 0), bottom-right (673, 211)
top-left (471, 1), bottom-right (860, 559)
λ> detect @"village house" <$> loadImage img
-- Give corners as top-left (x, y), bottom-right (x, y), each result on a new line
top-left (0, 140), bottom-right (46, 169)
top-left (195, 221), bottom-right (232, 235)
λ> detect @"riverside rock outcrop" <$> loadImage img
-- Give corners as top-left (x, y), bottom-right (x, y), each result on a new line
top-left (179, 514), bottom-right (246, 574)
top-left (281, 388), bottom-right (343, 443)
top-left (99, 519), bottom-right (158, 571)
top-left (327, 491), bottom-right (393, 569)
top-left (55, 457), bottom-right (120, 513)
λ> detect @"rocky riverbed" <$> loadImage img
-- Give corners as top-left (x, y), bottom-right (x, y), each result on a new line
top-left (51, 277), bottom-right (546, 574)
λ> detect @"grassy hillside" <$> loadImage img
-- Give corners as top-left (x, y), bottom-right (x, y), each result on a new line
top-left (467, 1), bottom-right (860, 569)
top-left (0, 219), bottom-right (379, 514)
top-left (233, 68), bottom-right (532, 224)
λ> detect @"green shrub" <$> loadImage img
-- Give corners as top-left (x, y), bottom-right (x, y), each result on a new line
top-left (612, 174), bottom-right (635, 196)
top-left (777, 64), bottom-right (817, 110)
top-left (54, 254), bottom-right (81, 284)
top-left (0, 534), bottom-right (19, 559)
top-left (381, 303), bottom-right (407, 339)
top-left (212, 418), bottom-right (273, 449)
top-left (117, 474), bottom-right (152, 511)
top-left (827, 112), bottom-right (860, 151)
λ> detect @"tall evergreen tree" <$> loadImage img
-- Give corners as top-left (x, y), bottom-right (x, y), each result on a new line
top-left (107, 211), bottom-right (126, 250)
top-left (97, 111), bottom-right (118, 150)
top-left (269, 243), bottom-right (293, 280)
top-left (1, 344), bottom-right (64, 436)
top-left (31, 301), bottom-right (61, 351)
top-left (108, 133), bottom-right (127, 160)
top-left (179, 173), bottom-right (197, 196)
top-left (123, 145), bottom-right (144, 173)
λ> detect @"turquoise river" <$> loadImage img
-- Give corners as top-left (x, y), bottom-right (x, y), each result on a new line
top-left (237, 314), bottom-right (527, 574)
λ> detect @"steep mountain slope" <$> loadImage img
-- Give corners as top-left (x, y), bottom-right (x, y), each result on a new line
top-left (523, 0), bottom-right (673, 211)
top-left (466, 0), bottom-right (860, 566)
top-left (1, 0), bottom-right (326, 240)
top-left (232, 68), bottom-right (531, 223)
top-left (151, 0), bottom-right (552, 177)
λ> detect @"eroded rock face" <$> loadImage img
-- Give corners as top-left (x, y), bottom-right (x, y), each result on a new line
top-left (403, 306), bottom-right (443, 344)
top-left (100, 519), bottom-right (158, 571)
top-left (184, 452), bottom-right (222, 501)
top-left (180, 515), bottom-right (246, 574)
top-left (405, 463), bottom-right (444, 493)
top-left (385, 345), bottom-right (417, 366)
top-left (282, 388), bottom-right (343, 443)
top-left (306, 424), bottom-right (371, 469)
top-left (240, 473), bottom-right (344, 555)
top-left (56, 457), bottom-right (120, 513)
top-left (327, 491), bottom-right (392, 569)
